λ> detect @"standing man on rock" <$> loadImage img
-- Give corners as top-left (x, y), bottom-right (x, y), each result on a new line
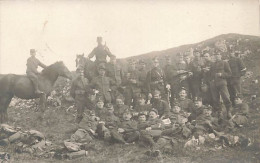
top-left (87, 36), bottom-right (115, 65)
top-left (26, 49), bottom-right (47, 95)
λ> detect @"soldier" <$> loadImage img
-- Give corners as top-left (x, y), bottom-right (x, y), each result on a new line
top-left (175, 88), bottom-right (194, 113)
top-left (138, 59), bottom-right (149, 96)
top-left (188, 50), bottom-right (204, 99)
top-left (151, 90), bottom-right (170, 119)
top-left (146, 57), bottom-right (169, 101)
top-left (230, 95), bottom-right (249, 127)
top-left (189, 97), bottom-right (207, 121)
top-left (163, 55), bottom-right (178, 106)
top-left (122, 59), bottom-right (142, 107)
top-left (228, 51), bottom-right (246, 105)
top-left (70, 69), bottom-right (94, 123)
top-left (209, 51), bottom-right (233, 120)
top-left (87, 36), bottom-right (115, 65)
top-left (106, 56), bottom-right (123, 86)
top-left (114, 95), bottom-right (130, 120)
top-left (172, 53), bottom-right (192, 99)
top-left (110, 110), bottom-right (138, 144)
top-left (90, 63), bottom-right (116, 104)
top-left (26, 49), bottom-right (47, 94)
top-left (133, 93), bottom-right (152, 115)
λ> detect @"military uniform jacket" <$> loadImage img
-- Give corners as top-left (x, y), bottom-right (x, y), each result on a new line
top-left (146, 67), bottom-right (167, 93)
top-left (147, 118), bottom-right (165, 130)
top-left (106, 63), bottom-right (123, 86)
top-left (151, 99), bottom-right (170, 117)
top-left (70, 77), bottom-right (90, 99)
top-left (114, 105), bottom-right (130, 119)
top-left (175, 98), bottom-right (194, 113)
top-left (189, 105), bottom-right (207, 121)
top-left (210, 60), bottom-right (231, 87)
top-left (139, 68), bottom-right (149, 93)
top-left (202, 61), bottom-right (213, 84)
top-left (228, 57), bottom-right (246, 78)
top-left (101, 112), bottom-right (120, 129)
top-left (88, 45), bottom-right (115, 63)
top-left (188, 58), bottom-right (204, 81)
top-left (123, 69), bottom-right (142, 94)
top-left (26, 56), bottom-right (47, 74)
top-left (164, 64), bottom-right (178, 84)
top-left (90, 76), bottom-right (115, 100)
top-left (118, 120), bottom-right (138, 133)
top-left (134, 104), bottom-right (152, 113)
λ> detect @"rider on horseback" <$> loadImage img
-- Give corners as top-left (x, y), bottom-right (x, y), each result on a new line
top-left (87, 36), bottom-right (115, 64)
top-left (26, 49), bottom-right (47, 95)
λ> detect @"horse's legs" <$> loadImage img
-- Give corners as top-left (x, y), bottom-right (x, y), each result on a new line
top-left (0, 94), bottom-right (13, 123)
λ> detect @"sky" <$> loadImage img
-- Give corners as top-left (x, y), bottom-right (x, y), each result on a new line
top-left (0, 0), bottom-right (259, 74)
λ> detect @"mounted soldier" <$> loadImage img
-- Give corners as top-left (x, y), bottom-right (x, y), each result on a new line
top-left (26, 49), bottom-right (47, 95)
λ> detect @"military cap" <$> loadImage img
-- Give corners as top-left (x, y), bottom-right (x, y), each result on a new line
top-left (123, 109), bottom-right (132, 115)
top-left (97, 36), bottom-right (103, 41)
top-left (194, 96), bottom-right (202, 101)
top-left (30, 49), bottom-right (36, 54)
top-left (138, 112), bottom-right (147, 117)
top-left (98, 63), bottom-right (106, 70)
top-left (153, 90), bottom-right (161, 95)
top-left (152, 56), bottom-right (159, 61)
top-left (204, 105), bottom-right (213, 111)
top-left (136, 93), bottom-right (146, 100)
top-left (116, 94), bottom-right (125, 101)
top-left (180, 87), bottom-right (187, 92)
top-left (150, 108), bottom-right (158, 115)
top-left (128, 58), bottom-right (136, 65)
top-left (172, 101), bottom-right (180, 107)
top-left (106, 103), bottom-right (113, 109)
top-left (96, 96), bottom-right (104, 102)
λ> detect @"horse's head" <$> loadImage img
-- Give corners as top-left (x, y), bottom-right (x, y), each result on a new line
top-left (76, 54), bottom-right (86, 71)
top-left (55, 61), bottom-right (72, 79)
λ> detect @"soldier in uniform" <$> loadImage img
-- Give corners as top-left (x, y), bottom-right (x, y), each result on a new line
top-left (138, 59), bottom-right (149, 96)
top-left (26, 49), bottom-right (47, 94)
top-left (87, 36), bottom-right (115, 65)
top-left (209, 51), bottom-right (233, 120)
top-left (106, 56), bottom-right (123, 86)
top-left (151, 90), bottom-right (170, 119)
top-left (70, 69), bottom-right (94, 123)
top-left (174, 88), bottom-right (194, 113)
top-left (163, 55), bottom-right (178, 106)
top-left (172, 53), bottom-right (192, 99)
top-left (122, 59), bottom-right (142, 107)
top-left (146, 57), bottom-right (169, 101)
top-left (114, 95), bottom-right (130, 120)
top-left (228, 51), bottom-right (246, 105)
top-left (90, 63), bottom-right (116, 104)
top-left (188, 50), bottom-right (204, 99)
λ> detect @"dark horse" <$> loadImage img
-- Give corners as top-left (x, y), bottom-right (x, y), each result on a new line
top-left (75, 53), bottom-right (97, 81)
top-left (0, 61), bottom-right (72, 123)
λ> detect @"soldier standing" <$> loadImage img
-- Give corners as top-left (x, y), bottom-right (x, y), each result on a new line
top-left (188, 50), bottom-right (204, 99)
top-left (70, 69), bottom-right (94, 123)
top-left (209, 51), bottom-right (233, 120)
top-left (122, 59), bottom-right (142, 107)
top-left (26, 49), bottom-right (47, 94)
top-left (87, 37), bottom-right (115, 65)
top-left (228, 51), bottom-right (246, 105)
top-left (90, 64), bottom-right (116, 104)
top-left (163, 55), bottom-right (178, 105)
top-left (146, 57), bottom-right (169, 101)
top-left (138, 60), bottom-right (149, 96)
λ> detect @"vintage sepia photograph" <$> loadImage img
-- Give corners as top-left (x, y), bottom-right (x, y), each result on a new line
top-left (0, 0), bottom-right (259, 162)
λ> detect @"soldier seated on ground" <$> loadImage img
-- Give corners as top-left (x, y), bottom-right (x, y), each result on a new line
top-left (133, 94), bottom-right (152, 118)
top-left (193, 106), bottom-right (219, 136)
top-left (139, 109), bottom-right (165, 156)
top-left (151, 90), bottom-right (170, 119)
top-left (110, 110), bottom-right (138, 144)
top-left (175, 88), bottom-right (194, 113)
top-left (95, 103), bottom-right (120, 142)
top-left (229, 96), bottom-right (249, 128)
top-left (189, 97), bottom-right (207, 121)
top-left (113, 95), bottom-right (130, 120)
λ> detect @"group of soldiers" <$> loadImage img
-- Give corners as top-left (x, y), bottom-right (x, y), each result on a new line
top-left (26, 36), bottom-right (249, 155)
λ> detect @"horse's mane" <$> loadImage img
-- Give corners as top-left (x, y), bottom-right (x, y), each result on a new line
top-left (41, 61), bottom-right (63, 75)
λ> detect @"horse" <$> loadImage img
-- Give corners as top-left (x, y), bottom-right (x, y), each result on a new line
top-left (75, 53), bottom-right (97, 81)
top-left (0, 61), bottom-right (72, 123)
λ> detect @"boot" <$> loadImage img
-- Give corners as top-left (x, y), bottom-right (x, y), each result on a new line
top-left (226, 106), bottom-right (233, 119)
top-left (32, 80), bottom-right (43, 94)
